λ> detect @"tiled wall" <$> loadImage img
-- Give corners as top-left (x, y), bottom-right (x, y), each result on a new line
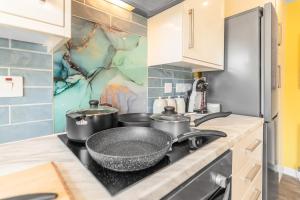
top-left (0, 38), bottom-right (53, 144)
top-left (72, 0), bottom-right (147, 35)
top-left (148, 65), bottom-right (193, 113)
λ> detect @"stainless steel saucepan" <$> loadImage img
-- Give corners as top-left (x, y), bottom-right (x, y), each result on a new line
top-left (150, 106), bottom-right (231, 140)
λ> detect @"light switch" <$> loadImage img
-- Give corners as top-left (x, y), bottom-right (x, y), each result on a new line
top-left (0, 76), bottom-right (23, 97)
top-left (164, 83), bottom-right (172, 93)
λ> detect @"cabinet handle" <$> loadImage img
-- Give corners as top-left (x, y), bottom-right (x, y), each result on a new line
top-left (245, 164), bottom-right (261, 183)
top-left (249, 189), bottom-right (261, 200)
top-left (246, 139), bottom-right (261, 152)
top-left (188, 8), bottom-right (194, 49)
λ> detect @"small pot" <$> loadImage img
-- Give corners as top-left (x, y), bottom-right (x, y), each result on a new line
top-left (66, 100), bottom-right (118, 142)
top-left (150, 106), bottom-right (231, 140)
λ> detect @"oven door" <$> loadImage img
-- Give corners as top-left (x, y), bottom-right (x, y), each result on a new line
top-left (162, 151), bottom-right (232, 200)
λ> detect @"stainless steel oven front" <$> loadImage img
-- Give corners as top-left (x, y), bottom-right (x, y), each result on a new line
top-left (162, 150), bottom-right (232, 200)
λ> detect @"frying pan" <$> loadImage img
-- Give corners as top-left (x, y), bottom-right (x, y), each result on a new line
top-left (86, 127), bottom-right (226, 172)
top-left (118, 113), bottom-right (152, 127)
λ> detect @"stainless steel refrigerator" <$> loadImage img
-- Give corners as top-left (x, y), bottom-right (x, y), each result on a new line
top-left (203, 3), bottom-right (279, 200)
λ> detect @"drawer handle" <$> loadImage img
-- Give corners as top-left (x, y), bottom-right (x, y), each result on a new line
top-left (250, 189), bottom-right (261, 200)
top-left (245, 164), bottom-right (261, 183)
top-left (246, 139), bottom-right (261, 152)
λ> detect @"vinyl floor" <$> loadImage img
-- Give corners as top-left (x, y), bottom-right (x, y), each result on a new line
top-left (277, 175), bottom-right (300, 200)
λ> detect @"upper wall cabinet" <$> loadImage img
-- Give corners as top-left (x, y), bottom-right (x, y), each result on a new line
top-left (148, 0), bottom-right (224, 72)
top-left (0, 0), bottom-right (71, 51)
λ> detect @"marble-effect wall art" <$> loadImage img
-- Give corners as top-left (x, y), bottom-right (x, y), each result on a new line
top-left (53, 17), bottom-right (147, 133)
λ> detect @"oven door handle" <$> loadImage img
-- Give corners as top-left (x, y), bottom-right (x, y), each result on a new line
top-left (207, 176), bottom-right (231, 200)
top-left (222, 182), bottom-right (231, 200)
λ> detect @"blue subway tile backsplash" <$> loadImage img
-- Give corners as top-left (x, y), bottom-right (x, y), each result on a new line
top-left (148, 65), bottom-right (193, 113)
top-left (0, 107), bottom-right (9, 125)
top-left (0, 88), bottom-right (52, 105)
top-left (11, 40), bottom-right (48, 52)
top-left (0, 38), bottom-right (9, 47)
top-left (0, 120), bottom-right (53, 144)
top-left (72, 1), bottom-right (110, 27)
top-left (0, 49), bottom-right (52, 69)
top-left (0, 38), bottom-right (53, 144)
top-left (11, 104), bottom-right (52, 123)
top-left (148, 78), bottom-right (162, 87)
top-left (111, 17), bottom-right (147, 36)
top-left (11, 69), bottom-right (52, 86)
top-left (0, 68), bottom-right (8, 76)
top-left (148, 88), bottom-right (164, 98)
top-left (148, 67), bottom-right (173, 78)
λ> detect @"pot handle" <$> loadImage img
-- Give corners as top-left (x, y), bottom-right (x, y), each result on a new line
top-left (75, 115), bottom-right (88, 126)
top-left (176, 130), bottom-right (227, 143)
top-left (194, 112), bottom-right (232, 127)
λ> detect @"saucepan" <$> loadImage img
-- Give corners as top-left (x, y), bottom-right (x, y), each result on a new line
top-left (66, 100), bottom-right (118, 142)
top-left (150, 106), bottom-right (232, 140)
top-left (118, 106), bottom-right (232, 140)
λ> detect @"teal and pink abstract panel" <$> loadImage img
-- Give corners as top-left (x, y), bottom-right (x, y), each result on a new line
top-left (53, 17), bottom-right (147, 133)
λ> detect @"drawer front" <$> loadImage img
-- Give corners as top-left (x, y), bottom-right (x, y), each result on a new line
top-left (242, 169), bottom-right (262, 200)
top-left (0, 0), bottom-right (65, 27)
top-left (233, 127), bottom-right (263, 172)
top-left (232, 160), bottom-right (262, 200)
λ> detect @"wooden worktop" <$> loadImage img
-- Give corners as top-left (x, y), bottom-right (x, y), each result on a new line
top-left (0, 115), bottom-right (263, 200)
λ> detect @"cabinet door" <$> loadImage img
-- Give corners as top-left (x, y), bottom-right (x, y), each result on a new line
top-left (183, 0), bottom-right (224, 66)
top-left (0, 0), bottom-right (65, 27)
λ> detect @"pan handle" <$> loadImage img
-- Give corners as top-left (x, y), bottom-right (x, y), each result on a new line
top-left (176, 130), bottom-right (227, 143)
top-left (193, 112), bottom-right (232, 127)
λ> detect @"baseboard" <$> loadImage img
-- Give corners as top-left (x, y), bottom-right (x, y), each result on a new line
top-left (282, 166), bottom-right (300, 179)
top-left (267, 163), bottom-right (300, 180)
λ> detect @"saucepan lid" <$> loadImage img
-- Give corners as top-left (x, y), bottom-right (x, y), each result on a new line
top-left (151, 106), bottom-right (190, 122)
top-left (66, 100), bottom-right (118, 118)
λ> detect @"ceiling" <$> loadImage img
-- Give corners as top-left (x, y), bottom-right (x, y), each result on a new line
top-left (122, 0), bottom-right (184, 18)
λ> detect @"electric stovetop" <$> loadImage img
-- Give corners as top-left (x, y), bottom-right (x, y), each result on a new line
top-left (58, 134), bottom-right (220, 196)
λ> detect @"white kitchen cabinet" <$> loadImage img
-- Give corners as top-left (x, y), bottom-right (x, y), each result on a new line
top-left (148, 0), bottom-right (224, 72)
top-left (0, 0), bottom-right (71, 51)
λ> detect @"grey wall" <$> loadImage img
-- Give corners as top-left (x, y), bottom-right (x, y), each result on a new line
top-left (0, 38), bottom-right (53, 144)
top-left (148, 65), bottom-right (193, 113)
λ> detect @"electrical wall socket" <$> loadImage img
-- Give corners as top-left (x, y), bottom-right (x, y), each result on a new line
top-left (164, 83), bottom-right (172, 93)
top-left (0, 76), bottom-right (23, 97)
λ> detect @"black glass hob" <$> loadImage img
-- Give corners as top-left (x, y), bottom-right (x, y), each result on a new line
top-left (58, 134), bottom-right (220, 196)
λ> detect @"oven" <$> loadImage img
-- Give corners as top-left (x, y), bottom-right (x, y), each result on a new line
top-left (162, 150), bottom-right (232, 200)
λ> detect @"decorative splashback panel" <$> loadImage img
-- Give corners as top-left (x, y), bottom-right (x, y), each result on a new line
top-left (53, 17), bottom-right (147, 133)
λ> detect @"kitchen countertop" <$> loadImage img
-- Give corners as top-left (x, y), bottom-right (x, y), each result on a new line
top-left (0, 114), bottom-right (264, 200)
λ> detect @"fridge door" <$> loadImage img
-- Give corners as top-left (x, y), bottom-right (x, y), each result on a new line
top-left (204, 8), bottom-right (262, 117)
top-left (262, 3), bottom-right (278, 121)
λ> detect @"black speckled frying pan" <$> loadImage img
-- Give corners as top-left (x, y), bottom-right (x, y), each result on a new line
top-left (86, 127), bottom-right (226, 172)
